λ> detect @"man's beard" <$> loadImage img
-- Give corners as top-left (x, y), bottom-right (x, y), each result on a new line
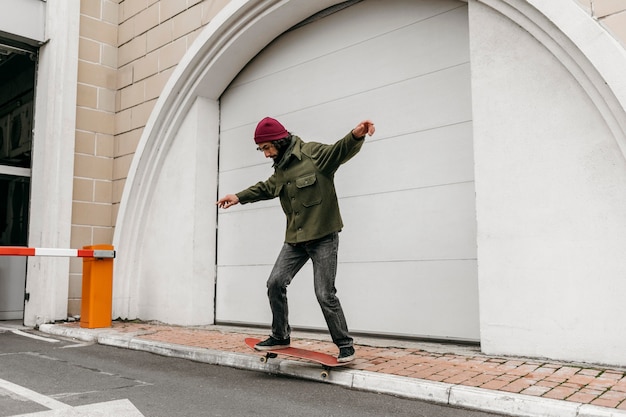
top-left (272, 141), bottom-right (290, 162)
top-left (272, 150), bottom-right (286, 164)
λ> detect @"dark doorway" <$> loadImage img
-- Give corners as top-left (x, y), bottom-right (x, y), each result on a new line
top-left (0, 41), bottom-right (36, 320)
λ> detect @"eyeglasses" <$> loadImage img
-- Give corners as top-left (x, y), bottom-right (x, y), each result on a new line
top-left (257, 144), bottom-right (274, 152)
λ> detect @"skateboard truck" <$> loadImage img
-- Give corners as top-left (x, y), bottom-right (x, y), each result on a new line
top-left (260, 352), bottom-right (334, 378)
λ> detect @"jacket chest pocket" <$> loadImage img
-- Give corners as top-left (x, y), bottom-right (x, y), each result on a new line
top-left (296, 173), bottom-right (322, 207)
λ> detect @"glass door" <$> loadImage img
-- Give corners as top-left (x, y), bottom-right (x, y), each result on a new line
top-left (0, 41), bottom-right (36, 320)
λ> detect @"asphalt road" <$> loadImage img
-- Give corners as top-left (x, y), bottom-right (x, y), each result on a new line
top-left (0, 325), bottom-right (505, 417)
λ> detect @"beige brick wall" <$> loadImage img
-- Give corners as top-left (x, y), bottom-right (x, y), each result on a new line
top-left (575, 0), bottom-right (626, 47)
top-left (70, 0), bottom-right (119, 315)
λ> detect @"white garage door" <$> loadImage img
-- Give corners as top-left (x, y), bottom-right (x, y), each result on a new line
top-left (217, 0), bottom-right (478, 341)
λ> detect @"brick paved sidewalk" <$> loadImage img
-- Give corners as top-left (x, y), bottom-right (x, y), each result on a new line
top-left (61, 321), bottom-right (626, 411)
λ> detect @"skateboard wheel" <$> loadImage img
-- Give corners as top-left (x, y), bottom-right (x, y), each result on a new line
top-left (321, 371), bottom-right (329, 379)
top-left (260, 356), bottom-right (267, 363)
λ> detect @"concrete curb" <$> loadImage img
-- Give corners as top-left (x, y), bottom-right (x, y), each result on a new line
top-left (38, 325), bottom-right (626, 417)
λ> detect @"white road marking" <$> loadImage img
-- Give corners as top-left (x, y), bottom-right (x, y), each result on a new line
top-left (11, 330), bottom-right (60, 343)
top-left (0, 378), bottom-right (71, 410)
top-left (60, 342), bottom-right (94, 349)
top-left (13, 399), bottom-right (145, 416)
top-left (0, 327), bottom-right (60, 343)
top-left (0, 378), bottom-right (145, 416)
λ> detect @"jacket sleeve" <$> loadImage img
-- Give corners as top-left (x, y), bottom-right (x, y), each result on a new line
top-left (235, 174), bottom-right (278, 204)
top-left (305, 131), bottom-right (365, 175)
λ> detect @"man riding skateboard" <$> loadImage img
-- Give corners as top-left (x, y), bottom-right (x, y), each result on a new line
top-left (217, 117), bottom-right (375, 363)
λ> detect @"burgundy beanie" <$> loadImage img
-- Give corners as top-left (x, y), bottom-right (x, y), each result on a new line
top-left (254, 117), bottom-right (288, 144)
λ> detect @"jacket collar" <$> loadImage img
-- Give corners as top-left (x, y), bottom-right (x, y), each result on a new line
top-left (274, 135), bottom-right (302, 169)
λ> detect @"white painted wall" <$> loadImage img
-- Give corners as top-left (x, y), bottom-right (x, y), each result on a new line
top-left (470, 0), bottom-right (626, 365)
top-left (129, 98), bottom-right (218, 325)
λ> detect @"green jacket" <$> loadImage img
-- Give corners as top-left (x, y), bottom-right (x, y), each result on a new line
top-left (236, 131), bottom-right (365, 244)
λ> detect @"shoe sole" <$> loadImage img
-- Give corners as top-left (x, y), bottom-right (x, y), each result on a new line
top-left (254, 344), bottom-right (291, 351)
top-left (337, 354), bottom-right (355, 363)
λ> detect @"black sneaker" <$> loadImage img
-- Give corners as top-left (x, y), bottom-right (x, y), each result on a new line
top-left (254, 336), bottom-right (290, 351)
top-left (337, 346), bottom-right (355, 363)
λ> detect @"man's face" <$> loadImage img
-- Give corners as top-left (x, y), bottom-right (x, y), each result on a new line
top-left (257, 142), bottom-right (278, 159)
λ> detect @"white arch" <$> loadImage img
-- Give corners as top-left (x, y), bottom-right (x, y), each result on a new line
top-left (478, 0), bottom-right (626, 156)
top-left (112, 0), bottom-right (626, 320)
top-left (112, 0), bottom-right (347, 319)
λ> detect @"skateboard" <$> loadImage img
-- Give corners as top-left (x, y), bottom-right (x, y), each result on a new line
top-left (245, 337), bottom-right (343, 378)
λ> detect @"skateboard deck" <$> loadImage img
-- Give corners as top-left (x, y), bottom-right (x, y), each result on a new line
top-left (245, 337), bottom-right (342, 378)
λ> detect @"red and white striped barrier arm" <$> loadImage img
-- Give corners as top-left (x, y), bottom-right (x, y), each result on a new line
top-left (0, 247), bottom-right (115, 258)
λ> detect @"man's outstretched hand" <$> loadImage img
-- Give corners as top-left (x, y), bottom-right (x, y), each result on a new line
top-left (352, 120), bottom-right (375, 138)
top-left (216, 194), bottom-right (239, 209)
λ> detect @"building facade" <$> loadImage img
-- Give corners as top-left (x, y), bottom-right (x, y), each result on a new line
top-left (1, 0), bottom-right (625, 367)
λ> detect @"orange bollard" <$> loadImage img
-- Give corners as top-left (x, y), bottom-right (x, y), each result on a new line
top-left (80, 244), bottom-right (114, 329)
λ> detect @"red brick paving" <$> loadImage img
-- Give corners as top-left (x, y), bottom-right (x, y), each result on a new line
top-left (60, 321), bottom-right (626, 410)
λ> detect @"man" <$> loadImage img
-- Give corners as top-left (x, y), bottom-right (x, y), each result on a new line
top-left (216, 117), bottom-right (375, 362)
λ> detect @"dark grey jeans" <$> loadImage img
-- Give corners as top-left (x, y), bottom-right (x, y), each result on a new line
top-left (266, 232), bottom-right (353, 348)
